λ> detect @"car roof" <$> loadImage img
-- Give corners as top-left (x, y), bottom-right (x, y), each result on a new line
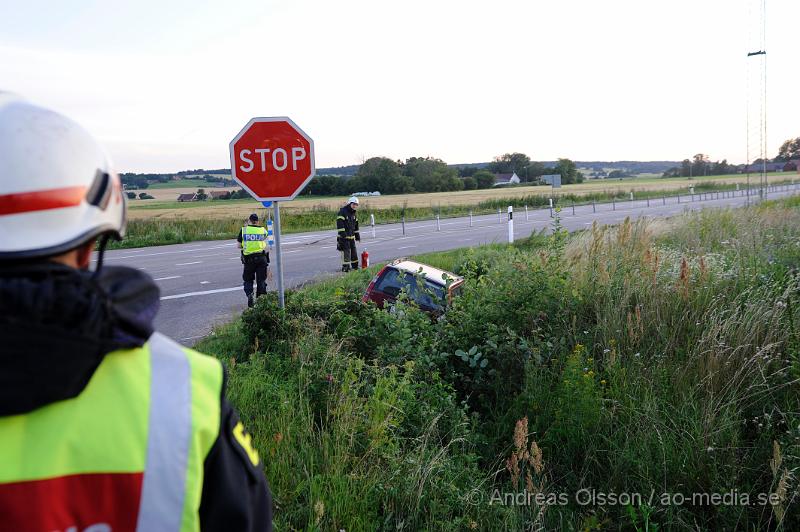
top-left (388, 260), bottom-right (463, 286)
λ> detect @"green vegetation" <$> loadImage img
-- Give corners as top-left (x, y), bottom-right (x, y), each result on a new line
top-left (145, 179), bottom-right (232, 189)
top-left (196, 198), bottom-right (800, 530)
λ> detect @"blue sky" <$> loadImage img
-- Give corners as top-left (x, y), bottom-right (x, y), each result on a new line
top-left (1, 0), bottom-right (797, 172)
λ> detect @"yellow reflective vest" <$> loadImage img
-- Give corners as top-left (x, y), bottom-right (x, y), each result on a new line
top-left (241, 225), bottom-right (267, 256)
top-left (0, 333), bottom-right (223, 531)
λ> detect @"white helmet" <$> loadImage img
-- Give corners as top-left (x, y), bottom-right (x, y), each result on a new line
top-left (348, 196), bottom-right (359, 205)
top-left (0, 93), bottom-right (126, 260)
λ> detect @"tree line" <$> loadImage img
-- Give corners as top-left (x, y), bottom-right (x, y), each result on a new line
top-left (302, 153), bottom-right (584, 196)
top-left (663, 136), bottom-right (800, 178)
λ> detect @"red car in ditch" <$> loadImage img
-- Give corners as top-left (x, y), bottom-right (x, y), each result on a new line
top-left (362, 259), bottom-right (465, 315)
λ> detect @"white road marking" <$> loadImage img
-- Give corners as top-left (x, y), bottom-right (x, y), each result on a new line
top-left (153, 275), bottom-right (181, 281)
top-left (176, 261), bottom-right (202, 266)
top-left (161, 287), bottom-right (240, 300)
top-left (398, 245), bottom-right (416, 249)
top-left (200, 281), bottom-right (210, 284)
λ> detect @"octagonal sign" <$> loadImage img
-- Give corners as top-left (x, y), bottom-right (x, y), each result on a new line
top-left (229, 116), bottom-right (315, 202)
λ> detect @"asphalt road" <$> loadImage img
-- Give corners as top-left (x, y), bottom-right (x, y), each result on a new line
top-left (95, 185), bottom-right (800, 345)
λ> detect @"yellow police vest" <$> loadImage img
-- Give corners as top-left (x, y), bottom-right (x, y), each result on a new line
top-left (0, 333), bottom-right (223, 531)
top-left (242, 225), bottom-right (267, 256)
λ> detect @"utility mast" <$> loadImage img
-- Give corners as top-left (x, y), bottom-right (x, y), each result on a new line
top-left (745, 0), bottom-right (767, 203)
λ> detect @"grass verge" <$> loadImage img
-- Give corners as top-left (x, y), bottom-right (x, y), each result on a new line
top-left (195, 198), bottom-right (800, 530)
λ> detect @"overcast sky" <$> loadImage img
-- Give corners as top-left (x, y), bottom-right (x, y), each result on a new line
top-left (1, 0), bottom-right (797, 172)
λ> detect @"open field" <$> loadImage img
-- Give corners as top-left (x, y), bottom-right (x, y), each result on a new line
top-left (128, 172), bottom-right (798, 221)
top-left (196, 198), bottom-right (800, 530)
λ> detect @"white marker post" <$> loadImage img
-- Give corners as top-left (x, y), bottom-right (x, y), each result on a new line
top-left (507, 206), bottom-right (514, 243)
top-left (371, 213), bottom-right (375, 238)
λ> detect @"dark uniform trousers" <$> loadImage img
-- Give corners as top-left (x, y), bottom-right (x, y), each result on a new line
top-left (341, 239), bottom-right (358, 271)
top-left (242, 253), bottom-right (268, 299)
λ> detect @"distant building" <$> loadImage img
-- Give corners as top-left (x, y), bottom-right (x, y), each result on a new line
top-left (492, 173), bottom-right (520, 186)
top-left (744, 162), bottom-right (787, 173)
top-left (540, 174), bottom-right (562, 188)
top-left (209, 190), bottom-right (230, 199)
top-left (177, 193), bottom-right (197, 202)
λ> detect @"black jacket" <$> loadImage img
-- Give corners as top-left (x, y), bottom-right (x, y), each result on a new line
top-left (336, 205), bottom-right (360, 240)
top-left (0, 263), bottom-right (272, 531)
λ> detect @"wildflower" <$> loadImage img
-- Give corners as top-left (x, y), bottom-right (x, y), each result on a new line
top-left (707, 446), bottom-right (714, 452)
top-left (587, 371), bottom-right (595, 377)
top-left (600, 380), bottom-right (607, 386)
top-left (634, 352), bottom-right (641, 357)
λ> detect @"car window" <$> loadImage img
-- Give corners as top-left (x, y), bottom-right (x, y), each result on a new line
top-left (375, 268), bottom-right (445, 310)
top-left (375, 268), bottom-right (404, 297)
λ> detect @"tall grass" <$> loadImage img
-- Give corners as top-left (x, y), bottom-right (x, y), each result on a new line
top-left (195, 199), bottom-right (800, 530)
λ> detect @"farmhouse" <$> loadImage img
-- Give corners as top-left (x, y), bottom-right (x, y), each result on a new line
top-left (177, 193), bottom-right (197, 202)
top-left (492, 173), bottom-right (520, 186)
top-left (209, 190), bottom-right (230, 199)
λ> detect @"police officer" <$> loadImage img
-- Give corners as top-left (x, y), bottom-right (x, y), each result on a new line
top-left (0, 94), bottom-right (272, 531)
top-left (336, 196), bottom-right (361, 272)
top-left (237, 213), bottom-right (270, 307)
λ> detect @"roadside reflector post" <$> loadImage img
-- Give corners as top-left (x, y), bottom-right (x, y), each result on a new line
top-left (497, 207), bottom-right (502, 223)
top-left (436, 213), bottom-right (441, 231)
top-left (402, 215), bottom-right (406, 235)
top-left (592, 200), bottom-right (596, 213)
top-left (647, 198), bottom-right (650, 207)
top-left (630, 192), bottom-right (634, 201)
top-left (525, 205), bottom-right (529, 220)
top-left (612, 198), bottom-right (616, 211)
top-left (469, 210), bottom-right (473, 227)
top-left (572, 202), bottom-right (575, 215)
top-left (371, 213), bottom-right (375, 238)
top-left (507, 206), bottom-right (514, 243)
top-left (663, 195), bottom-right (666, 205)
top-left (549, 198), bottom-right (554, 217)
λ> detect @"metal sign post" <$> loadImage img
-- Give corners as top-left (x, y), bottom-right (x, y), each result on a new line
top-left (273, 202), bottom-right (285, 308)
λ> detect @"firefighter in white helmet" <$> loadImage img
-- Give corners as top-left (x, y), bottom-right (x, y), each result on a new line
top-left (0, 93), bottom-right (272, 531)
top-left (336, 195), bottom-right (361, 271)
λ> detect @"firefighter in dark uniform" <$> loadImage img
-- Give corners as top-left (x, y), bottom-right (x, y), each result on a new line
top-left (0, 94), bottom-right (272, 531)
top-left (337, 196), bottom-right (361, 272)
top-left (237, 213), bottom-right (270, 307)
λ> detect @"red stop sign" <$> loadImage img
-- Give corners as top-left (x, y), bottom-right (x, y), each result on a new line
top-left (229, 117), bottom-right (315, 202)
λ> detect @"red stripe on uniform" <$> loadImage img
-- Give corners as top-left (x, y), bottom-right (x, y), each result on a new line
top-left (0, 471), bottom-right (143, 532)
top-left (0, 186), bottom-right (87, 215)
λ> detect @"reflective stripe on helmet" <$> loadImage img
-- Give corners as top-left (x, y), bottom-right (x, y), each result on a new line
top-left (136, 333), bottom-right (191, 532)
top-left (0, 186), bottom-right (87, 216)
